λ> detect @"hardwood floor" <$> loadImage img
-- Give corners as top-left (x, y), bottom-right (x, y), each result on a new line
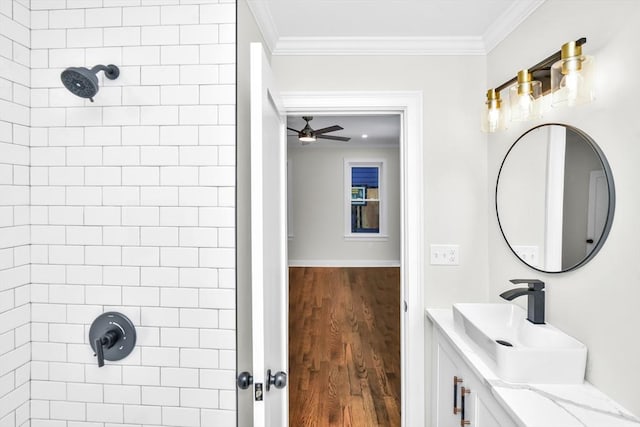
top-left (289, 267), bottom-right (401, 427)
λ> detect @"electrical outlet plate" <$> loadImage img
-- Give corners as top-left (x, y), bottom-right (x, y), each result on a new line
top-left (430, 244), bottom-right (460, 265)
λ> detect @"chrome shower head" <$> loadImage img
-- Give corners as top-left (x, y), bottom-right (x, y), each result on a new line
top-left (60, 64), bottom-right (120, 102)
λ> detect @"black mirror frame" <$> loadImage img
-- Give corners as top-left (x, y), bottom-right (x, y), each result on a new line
top-left (496, 123), bottom-right (616, 273)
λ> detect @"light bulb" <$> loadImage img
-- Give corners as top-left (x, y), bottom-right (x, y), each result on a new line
top-left (509, 71), bottom-right (541, 121)
top-left (513, 93), bottom-right (535, 121)
top-left (518, 93), bottom-right (532, 110)
top-left (487, 107), bottom-right (500, 132)
top-left (481, 89), bottom-right (505, 132)
top-left (560, 71), bottom-right (583, 106)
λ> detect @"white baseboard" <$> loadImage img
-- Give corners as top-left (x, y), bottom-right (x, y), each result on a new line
top-left (288, 259), bottom-right (401, 267)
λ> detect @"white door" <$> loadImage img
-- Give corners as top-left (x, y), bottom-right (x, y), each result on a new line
top-left (250, 42), bottom-right (289, 427)
top-left (586, 169), bottom-right (607, 255)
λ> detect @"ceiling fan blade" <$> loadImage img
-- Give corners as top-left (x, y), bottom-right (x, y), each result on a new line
top-left (317, 134), bottom-right (351, 142)
top-left (313, 125), bottom-right (343, 135)
top-left (287, 127), bottom-right (301, 134)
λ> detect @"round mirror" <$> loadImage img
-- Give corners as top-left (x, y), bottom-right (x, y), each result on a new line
top-left (496, 124), bottom-right (615, 273)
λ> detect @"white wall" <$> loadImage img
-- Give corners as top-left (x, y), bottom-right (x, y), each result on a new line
top-left (23, 1), bottom-right (237, 425)
top-left (288, 145), bottom-right (400, 265)
top-left (272, 55), bottom-right (489, 306)
top-left (487, 0), bottom-right (640, 416)
top-left (0, 1), bottom-right (30, 425)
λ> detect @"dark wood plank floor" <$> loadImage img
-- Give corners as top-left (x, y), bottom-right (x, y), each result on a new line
top-left (289, 267), bottom-right (401, 427)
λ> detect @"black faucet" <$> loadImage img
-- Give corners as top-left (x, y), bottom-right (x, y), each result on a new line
top-left (500, 279), bottom-right (545, 324)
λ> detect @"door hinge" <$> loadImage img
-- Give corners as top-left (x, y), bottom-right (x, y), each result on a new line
top-left (404, 300), bottom-right (408, 312)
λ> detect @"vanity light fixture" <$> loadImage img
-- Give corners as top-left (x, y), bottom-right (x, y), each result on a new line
top-left (551, 40), bottom-right (595, 107)
top-left (481, 37), bottom-right (592, 132)
top-left (509, 69), bottom-right (542, 121)
top-left (481, 89), bottom-right (506, 133)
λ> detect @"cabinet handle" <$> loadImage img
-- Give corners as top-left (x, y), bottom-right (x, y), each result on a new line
top-left (453, 376), bottom-right (463, 414)
top-left (460, 386), bottom-right (471, 426)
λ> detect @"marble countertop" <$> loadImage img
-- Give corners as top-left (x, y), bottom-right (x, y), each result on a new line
top-left (427, 308), bottom-right (640, 427)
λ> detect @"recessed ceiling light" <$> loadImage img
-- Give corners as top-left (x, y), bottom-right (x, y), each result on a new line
top-left (361, 134), bottom-right (368, 139)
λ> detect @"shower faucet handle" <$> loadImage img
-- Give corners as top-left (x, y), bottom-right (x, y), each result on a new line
top-left (89, 312), bottom-right (137, 368)
top-left (94, 337), bottom-right (105, 367)
top-left (93, 329), bottom-right (119, 367)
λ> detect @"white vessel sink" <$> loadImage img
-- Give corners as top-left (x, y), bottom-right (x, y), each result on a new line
top-left (453, 303), bottom-right (587, 384)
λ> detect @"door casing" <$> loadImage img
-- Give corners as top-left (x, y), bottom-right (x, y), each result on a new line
top-left (282, 91), bottom-right (425, 427)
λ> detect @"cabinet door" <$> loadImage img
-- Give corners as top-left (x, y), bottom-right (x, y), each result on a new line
top-left (475, 391), bottom-right (516, 427)
top-left (434, 340), bottom-right (472, 427)
top-left (433, 329), bottom-right (516, 427)
top-left (476, 397), bottom-right (500, 427)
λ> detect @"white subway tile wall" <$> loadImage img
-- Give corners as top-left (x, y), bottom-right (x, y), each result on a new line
top-left (1, 0), bottom-right (236, 425)
top-left (0, 0), bottom-right (31, 426)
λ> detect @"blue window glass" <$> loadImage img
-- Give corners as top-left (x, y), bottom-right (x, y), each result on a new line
top-left (351, 166), bottom-right (380, 233)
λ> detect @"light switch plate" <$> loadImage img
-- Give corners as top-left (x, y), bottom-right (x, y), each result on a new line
top-left (430, 244), bottom-right (459, 265)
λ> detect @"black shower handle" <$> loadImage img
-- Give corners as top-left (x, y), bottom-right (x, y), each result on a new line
top-left (93, 329), bottom-right (119, 367)
top-left (95, 337), bottom-right (105, 367)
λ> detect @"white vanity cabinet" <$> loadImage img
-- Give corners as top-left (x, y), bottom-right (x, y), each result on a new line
top-left (428, 309), bottom-right (640, 427)
top-left (433, 328), bottom-right (516, 427)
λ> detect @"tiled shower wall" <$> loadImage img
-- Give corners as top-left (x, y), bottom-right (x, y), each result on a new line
top-left (3, 0), bottom-right (237, 425)
top-left (0, 0), bottom-right (31, 426)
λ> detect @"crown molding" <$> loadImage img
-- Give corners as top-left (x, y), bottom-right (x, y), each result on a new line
top-left (272, 36), bottom-right (486, 56)
top-left (483, 0), bottom-right (546, 52)
top-left (246, 0), bottom-right (279, 54)
top-left (247, 0), bottom-right (547, 56)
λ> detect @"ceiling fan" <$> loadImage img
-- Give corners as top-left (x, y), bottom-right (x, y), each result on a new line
top-left (287, 116), bottom-right (351, 145)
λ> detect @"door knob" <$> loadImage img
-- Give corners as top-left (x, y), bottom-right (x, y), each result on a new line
top-left (237, 371), bottom-right (253, 390)
top-left (266, 369), bottom-right (287, 391)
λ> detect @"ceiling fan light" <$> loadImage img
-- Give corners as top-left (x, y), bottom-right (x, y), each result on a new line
top-left (299, 135), bottom-right (316, 143)
top-left (299, 127), bottom-right (316, 143)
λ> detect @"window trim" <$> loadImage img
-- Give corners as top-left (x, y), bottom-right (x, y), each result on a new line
top-left (344, 158), bottom-right (387, 239)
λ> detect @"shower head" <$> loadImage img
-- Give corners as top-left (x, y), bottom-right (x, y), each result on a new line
top-left (60, 64), bottom-right (120, 102)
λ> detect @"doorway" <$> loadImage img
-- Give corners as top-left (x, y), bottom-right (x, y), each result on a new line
top-left (281, 92), bottom-right (425, 427)
top-left (241, 45), bottom-right (425, 426)
top-left (286, 113), bottom-right (401, 425)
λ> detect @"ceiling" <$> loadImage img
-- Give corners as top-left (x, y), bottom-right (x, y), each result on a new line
top-left (247, 0), bottom-right (546, 55)
top-left (287, 115), bottom-right (400, 149)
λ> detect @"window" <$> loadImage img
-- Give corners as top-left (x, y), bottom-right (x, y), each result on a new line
top-left (344, 160), bottom-right (386, 238)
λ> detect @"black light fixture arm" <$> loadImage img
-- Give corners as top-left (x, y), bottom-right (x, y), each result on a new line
top-left (494, 37), bottom-right (586, 94)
